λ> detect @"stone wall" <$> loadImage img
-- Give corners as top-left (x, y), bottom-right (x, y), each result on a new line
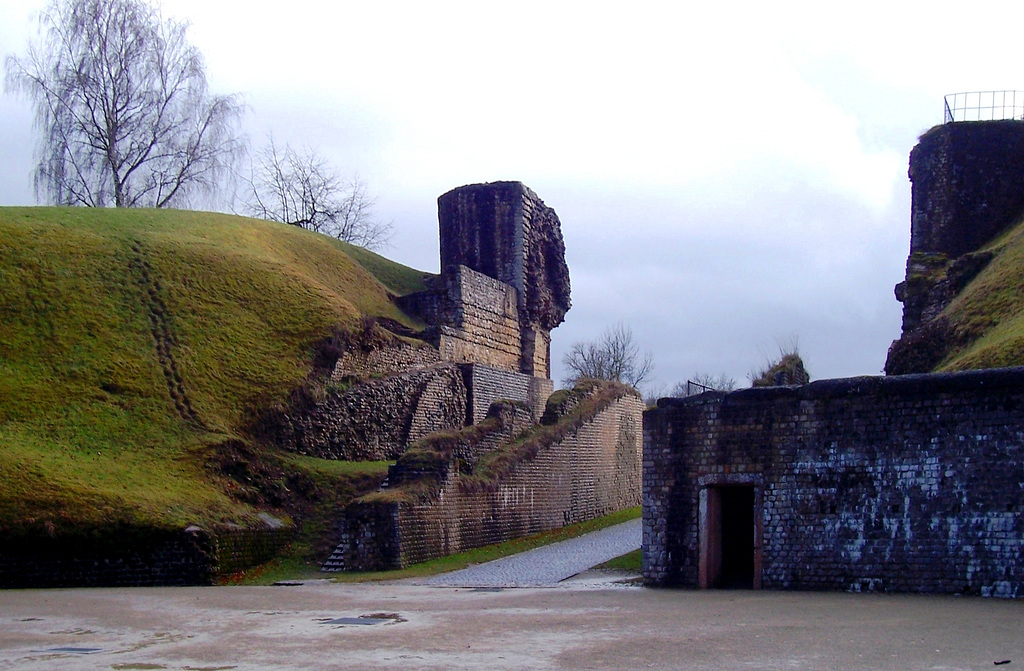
top-left (437, 182), bottom-right (572, 332)
top-left (400, 181), bottom-right (571, 379)
top-left (909, 121), bottom-right (1024, 260)
top-left (332, 338), bottom-right (441, 379)
top-left (643, 367), bottom-right (1024, 597)
top-left (270, 364), bottom-right (467, 461)
top-left (461, 363), bottom-right (553, 425)
top-left (327, 387), bottom-right (644, 571)
top-left (0, 524), bottom-right (291, 588)
top-left (398, 266), bottom-right (523, 373)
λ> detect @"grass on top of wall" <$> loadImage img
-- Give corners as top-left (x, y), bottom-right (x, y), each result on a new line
top-left (0, 206), bottom-right (425, 538)
top-left (352, 380), bottom-right (638, 509)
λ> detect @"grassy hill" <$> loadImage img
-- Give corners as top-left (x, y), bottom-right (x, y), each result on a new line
top-left (933, 215), bottom-right (1024, 371)
top-left (0, 207), bottom-right (430, 544)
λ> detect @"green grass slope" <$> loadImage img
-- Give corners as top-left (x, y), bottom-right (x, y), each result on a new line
top-left (0, 207), bottom-right (429, 539)
top-left (935, 215), bottom-right (1024, 371)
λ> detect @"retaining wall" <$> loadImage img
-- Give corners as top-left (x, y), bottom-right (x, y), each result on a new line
top-left (327, 390), bottom-right (644, 571)
top-left (271, 364), bottom-right (467, 461)
top-left (0, 525), bottom-right (291, 588)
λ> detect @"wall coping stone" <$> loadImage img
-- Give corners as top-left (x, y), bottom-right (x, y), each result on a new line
top-left (655, 366), bottom-right (1024, 409)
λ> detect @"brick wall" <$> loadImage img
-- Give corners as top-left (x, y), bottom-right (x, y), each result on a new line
top-left (643, 367), bottom-right (1024, 597)
top-left (461, 363), bottom-right (553, 424)
top-left (327, 388), bottom-right (644, 571)
top-left (399, 265), bottom-right (524, 374)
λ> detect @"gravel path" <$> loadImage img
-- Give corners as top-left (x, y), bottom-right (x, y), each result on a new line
top-left (421, 518), bottom-right (641, 587)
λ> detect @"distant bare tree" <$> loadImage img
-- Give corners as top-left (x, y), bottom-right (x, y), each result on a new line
top-left (562, 323), bottom-right (654, 389)
top-left (4, 0), bottom-right (244, 208)
top-left (245, 138), bottom-right (393, 250)
top-left (671, 373), bottom-right (736, 397)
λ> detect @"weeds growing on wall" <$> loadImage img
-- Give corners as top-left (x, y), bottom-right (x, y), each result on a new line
top-left (462, 379), bottom-right (636, 492)
top-left (355, 379), bottom-right (638, 506)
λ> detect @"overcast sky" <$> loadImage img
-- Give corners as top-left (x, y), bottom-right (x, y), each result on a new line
top-left (2, 0), bottom-right (1021, 394)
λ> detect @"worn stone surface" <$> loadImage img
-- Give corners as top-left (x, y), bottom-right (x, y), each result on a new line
top-left (909, 121), bottom-right (1024, 260)
top-left (402, 182), bottom-right (571, 379)
top-left (462, 362), bottom-right (553, 425)
top-left (326, 389), bottom-right (645, 571)
top-left (399, 265), bottom-right (524, 373)
top-left (331, 338), bottom-right (441, 379)
top-left (270, 364), bottom-right (468, 461)
top-left (643, 367), bottom-right (1024, 597)
top-left (438, 181), bottom-right (571, 332)
top-left (887, 121), bottom-right (1024, 373)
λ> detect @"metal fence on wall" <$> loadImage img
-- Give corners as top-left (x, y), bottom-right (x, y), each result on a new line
top-left (944, 91), bottom-right (1024, 123)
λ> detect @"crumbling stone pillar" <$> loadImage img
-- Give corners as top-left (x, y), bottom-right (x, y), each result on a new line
top-left (437, 181), bottom-right (571, 378)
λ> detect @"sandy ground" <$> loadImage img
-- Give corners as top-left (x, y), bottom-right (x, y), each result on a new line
top-left (1, 576), bottom-right (1022, 670)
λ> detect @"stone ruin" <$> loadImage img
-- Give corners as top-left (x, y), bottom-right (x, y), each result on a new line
top-left (268, 181), bottom-right (574, 459)
top-left (321, 182), bottom-right (643, 571)
top-left (0, 181), bottom-right (641, 587)
top-left (399, 181), bottom-right (571, 379)
top-left (886, 120), bottom-right (1024, 374)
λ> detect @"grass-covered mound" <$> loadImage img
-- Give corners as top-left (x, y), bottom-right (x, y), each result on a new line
top-left (938, 216), bottom-right (1024, 370)
top-left (897, 215), bottom-right (1024, 373)
top-left (0, 207), bottom-right (429, 543)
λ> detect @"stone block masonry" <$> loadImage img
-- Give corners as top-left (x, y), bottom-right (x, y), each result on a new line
top-left (461, 363), bottom-right (553, 425)
top-left (400, 266), bottom-right (524, 373)
top-left (401, 182), bottom-right (571, 380)
top-left (438, 181), bottom-right (571, 334)
top-left (643, 367), bottom-right (1024, 597)
top-left (327, 384), bottom-right (644, 571)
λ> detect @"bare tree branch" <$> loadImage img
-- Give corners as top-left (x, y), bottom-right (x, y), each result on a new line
top-left (4, 0), bottom-right (244, 209)
top-left (670, 373), bottom-right (736, 398)
top-left (245, 138), bottom-right (393, 250)
top-left (562, 322), bottom-right (654, 390)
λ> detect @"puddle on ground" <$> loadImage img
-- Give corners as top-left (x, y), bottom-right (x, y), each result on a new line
top-left (318, 613), bottom-right (406, 627)
top-left (29, 646), bottom-right (103, 654)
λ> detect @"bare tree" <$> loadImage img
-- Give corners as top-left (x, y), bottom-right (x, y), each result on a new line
top-left (4, 0), bottom-right (244, 208)
top-left (245, 138), bottom-right (393, 250)
top-left (671, 373), bottom-right (736, 397)
top-left (562, 323), bottom-right (654, 389)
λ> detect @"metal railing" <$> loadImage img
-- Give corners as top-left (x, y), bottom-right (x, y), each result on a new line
top-left (944, 91), bottom-right (1024, 123)
top-left (685, 380), bottom-right (715, 396)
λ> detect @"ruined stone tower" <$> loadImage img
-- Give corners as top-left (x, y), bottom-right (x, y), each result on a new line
top-left (886, 120), bottom-right (1024, 374)
top-left (400, 181), bottom-right (571, 380)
